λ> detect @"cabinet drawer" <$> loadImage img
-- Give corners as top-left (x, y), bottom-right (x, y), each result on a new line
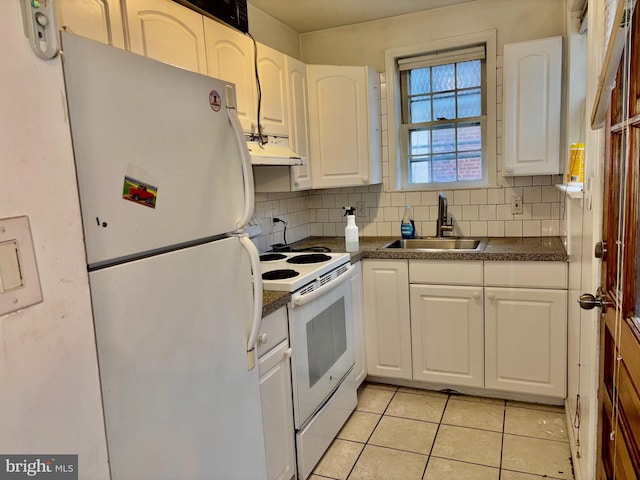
top-left (409, 260), bottom-right (483, 286)
top-left (258, 307), bottom-right (288, 358)
top-left (484, 261), bottom-right (567, 289)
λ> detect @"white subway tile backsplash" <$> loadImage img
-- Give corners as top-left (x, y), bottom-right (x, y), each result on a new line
top-left (496, 204), bottom-right (513, 221)
top-left (488, 221), bottom-right (505, 237)
top-left (454, 190), bottom-right (471, 205)
top-left (532, 203), bottom-right (551, 219)
top-left (487, 188), bottom-right (504, 204)
top-left (414, 206), bottom-right (430, 222)
top-left (514, 176), bottom-right (533, 187)
top-left (422, 191), bottom-right (439, 205)
top-left (523, 186), bottom-right (542, 203)
top-left (532, 175), bottom-right (552, 186)
top-left (523, 220), bottom-right (542, 236)
top-left (390, 192), bottom-right (406, 206)
top-left (541, 185), bottom-right (560, 203)
top-left (470, 189), bottom-right (488, 204)
top-left (377, 222), bottom-right (392, 236)
top-left (462, 205), bottom-right (479, 221)
top-left (479, 204), bottom-right (497, 220)
top-left (542, 219), bottom-right (560, 236)
top-left (406, 191), bottom-right (422, 207)
top-left (505, 221), bottom-right (523, 237)
top-left (470, 221), bottom-right (488, 237)
top-left (383, 206), bottom-right (401, 222)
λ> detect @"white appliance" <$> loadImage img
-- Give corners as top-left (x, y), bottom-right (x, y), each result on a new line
top-left (61, 33), bottom-right (267, 480)
top-left (261, 252), bottom-right (357, 480)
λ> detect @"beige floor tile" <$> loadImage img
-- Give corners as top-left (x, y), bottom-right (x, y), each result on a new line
top-left (452, 394), bottom-right (506, 405)
top-left (368, 416), bottom-right (438, 455)
top-left (432, 424), bottom-right (502, 467)
top-left (501, 470), bottom-right (566, 480)
top-left (397, 386), bottom-right (449, 398)
top-left (356, 386), bottom-right (395, 414)
top-left (502, 434), bottom-right (574, 479)
top-left (442, 398), bottom-right (505, 432)
top-left (424, 457), bottom-right (499, 480)
top-left (506, 400), bottom-right (565, 413)
top-left (504, 407), bottom-right (568, 441)
top-left (385, 392), bottom-right (447, 422)
top-left (364, 382), bottom-right (398, 392)
top-left (337, 411), bottom-right (381, 443)
top-left (313, 439), bottom-right (364, 480)
top-left (309, 476), bottom-right (333, 480)
top-left (348, 445), bottom-right (427, 480)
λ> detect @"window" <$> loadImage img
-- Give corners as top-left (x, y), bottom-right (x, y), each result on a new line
top-left (385, 31), bottom-right (497, 191)
top-left (400, 47), bottom-right (485, 185)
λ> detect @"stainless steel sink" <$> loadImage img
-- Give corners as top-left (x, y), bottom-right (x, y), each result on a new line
top-left (381, 238), bottom-right (485, 251)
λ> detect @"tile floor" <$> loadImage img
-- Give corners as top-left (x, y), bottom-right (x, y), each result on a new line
top-left (310, 383), bottom-right (574, 480)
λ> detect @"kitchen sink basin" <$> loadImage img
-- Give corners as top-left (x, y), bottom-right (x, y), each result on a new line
top-left (381, 238), bottom-right (485, 251)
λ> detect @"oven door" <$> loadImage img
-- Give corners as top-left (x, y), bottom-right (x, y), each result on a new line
top-left (288, 268), bottom-right (355, 429)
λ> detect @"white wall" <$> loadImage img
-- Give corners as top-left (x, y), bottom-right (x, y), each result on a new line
top-left (0, 3), bottom-right (109, 478)
top-left (248, 4), bottom-right (301, 59)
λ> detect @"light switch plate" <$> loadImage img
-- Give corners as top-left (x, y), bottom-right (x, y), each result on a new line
top-left (0, 216), bottom-right (43, 316)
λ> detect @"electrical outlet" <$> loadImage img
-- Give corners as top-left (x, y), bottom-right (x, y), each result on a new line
top-left (356, 200), bottom-right (368, 220)
top-left (511, 195), bottom-right (523, 215)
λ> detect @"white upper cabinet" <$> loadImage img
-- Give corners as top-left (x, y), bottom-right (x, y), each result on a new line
top-left (204, 17), bottom-right (256, 132)
top-left (57, 0), bottom-right (126, 49)
top-left (286, 56), bottom-right (312, 190)
top-left (308, 65), bottom-right (382, 188)
top-left (125, 0), bottom-right (207, 74)
top-left (503, 36), bottom-right (562, 176)
top-left (256, 43), bottom-right (289, 137)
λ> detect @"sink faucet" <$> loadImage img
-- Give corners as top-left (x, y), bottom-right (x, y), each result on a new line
top-left (436, 192), bottom-right (454, 237)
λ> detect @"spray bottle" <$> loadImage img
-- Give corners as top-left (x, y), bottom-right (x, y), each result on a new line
top-left (343, 206), bottom-right (359, 252)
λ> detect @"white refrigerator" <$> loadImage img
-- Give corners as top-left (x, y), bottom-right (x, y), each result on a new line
top-left (61, 33), bottom-right (266, 480)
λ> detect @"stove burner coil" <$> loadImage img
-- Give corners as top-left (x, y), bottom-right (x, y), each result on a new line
top-left (262, 269), bottom-right (300, 280)
top-left (260, 253), bottom-right (287, 262)
top-left (286, 254), bottom-right (332, 265)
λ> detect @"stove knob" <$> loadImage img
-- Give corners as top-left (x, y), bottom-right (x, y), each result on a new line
top-left (258, 333), bottom-right (268, 344)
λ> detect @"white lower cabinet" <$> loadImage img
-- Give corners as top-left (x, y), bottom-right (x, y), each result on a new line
top-left (258, 308), bottom-right (295, 480)
top-left (362, 259), bottom-right (568, 399)
top-left (362, 260), bottom-right (411, 380)
top-left (410, 284), bottom-right (484, 388)
top-left (484, 287), bottom-right (567, 397)
top-left (351, 261), bottom-right (366, 386)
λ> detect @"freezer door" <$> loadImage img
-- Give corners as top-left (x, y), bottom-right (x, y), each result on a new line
top-left (89, 236), bottom-right (266, 480)
top-left (61, 33), bottom-right (248, 266)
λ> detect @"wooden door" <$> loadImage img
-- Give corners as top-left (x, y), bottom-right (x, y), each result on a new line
top-left (596, 3), bottom-right (640, 478)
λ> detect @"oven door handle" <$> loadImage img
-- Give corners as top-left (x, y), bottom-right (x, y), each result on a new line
top-left (292, 265), bottom-right (354, 307)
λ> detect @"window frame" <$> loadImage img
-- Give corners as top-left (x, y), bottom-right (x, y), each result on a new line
top-left (385, 30), bottom-right (497, 191)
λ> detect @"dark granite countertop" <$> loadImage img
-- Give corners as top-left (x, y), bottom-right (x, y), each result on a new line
top-left (262, 236), bottom-right (568, 316)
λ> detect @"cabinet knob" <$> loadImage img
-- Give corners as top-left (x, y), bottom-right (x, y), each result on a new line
top-left (487, 292), bottom-right (495, 300)
top-left (362, 176), bottom-right (368, 184)
top-left (258, 333), bottom-right (268, 344)
top-left (505, 167), bottom-right (514, 174)
top-left (284, 347), bottom-right (293, 358)
top-left (472, 291), bottom-right (481, 299)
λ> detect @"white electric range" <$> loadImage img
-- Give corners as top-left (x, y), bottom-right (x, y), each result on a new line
top-left (259, 250), bottom-right (357, 480)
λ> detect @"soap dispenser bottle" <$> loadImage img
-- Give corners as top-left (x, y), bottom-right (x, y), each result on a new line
top-left (401, 205), bottom-right (415, 239)
top-left (343, 206), bottom-right (359, 252)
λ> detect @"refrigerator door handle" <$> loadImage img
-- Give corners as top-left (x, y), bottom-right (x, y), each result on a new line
top-left (238, 234), bottom-right (263, 371)
top-left (226, 100), bottom-right (254, 231)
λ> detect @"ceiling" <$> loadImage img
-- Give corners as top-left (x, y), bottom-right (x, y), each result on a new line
top-left (247, 0), bottom-right (478, 34)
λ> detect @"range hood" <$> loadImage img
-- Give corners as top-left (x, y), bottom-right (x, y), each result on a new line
top-left (246, 135), bottom-right (305, 166)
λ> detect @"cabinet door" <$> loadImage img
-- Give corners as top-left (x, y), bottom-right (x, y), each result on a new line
top-left (410, 284), bottom-right (484, 387)
top-left (259, 339), bottom-right (295, 480)
top-left (57, 0), bottom-right (125, 49)
top-left (257, 43), bottom-right (289, 136)
top-left (350, 262), bottom-right (366, 387)
top-left (204, 17), bottom-right (256, 132)
top-left (485, 287), bottom-right (567, 397)
top-left (308, 65), bottom-right (381, 188)
top-left (125, 0), bottom-right (207, 74)
top-left (503, 36), bottom-right (562, 176)
top-left (286, 56), bottom-right (312, 190)
top-left (362, 260), bottom-right (411, 380)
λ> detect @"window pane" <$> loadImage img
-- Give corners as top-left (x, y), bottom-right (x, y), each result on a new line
top-left (457, 88), bottom-right (481, 118)
top-left (432, 63), bottom-right (455, 92)
top-left (409, 68), bottom-right (431, 95)
top-left (432, 126), bottom-right (455, 153)
top-left (433, 92), bottom-right (455, 120)
top-left (410, 96), bottom-right (432, 122)
top-left (456, 60), bottom-right (481, 88)
top-left (409, 158), bottom-right (431, 183)
top-left (457, 123), bottom-right (481, 151)
top-left (457, 151), bottom-right (483, 181)
top-left (410, 129), bottom-right (431, 155)
top-left (432, 154), bottom-right (457, 182)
